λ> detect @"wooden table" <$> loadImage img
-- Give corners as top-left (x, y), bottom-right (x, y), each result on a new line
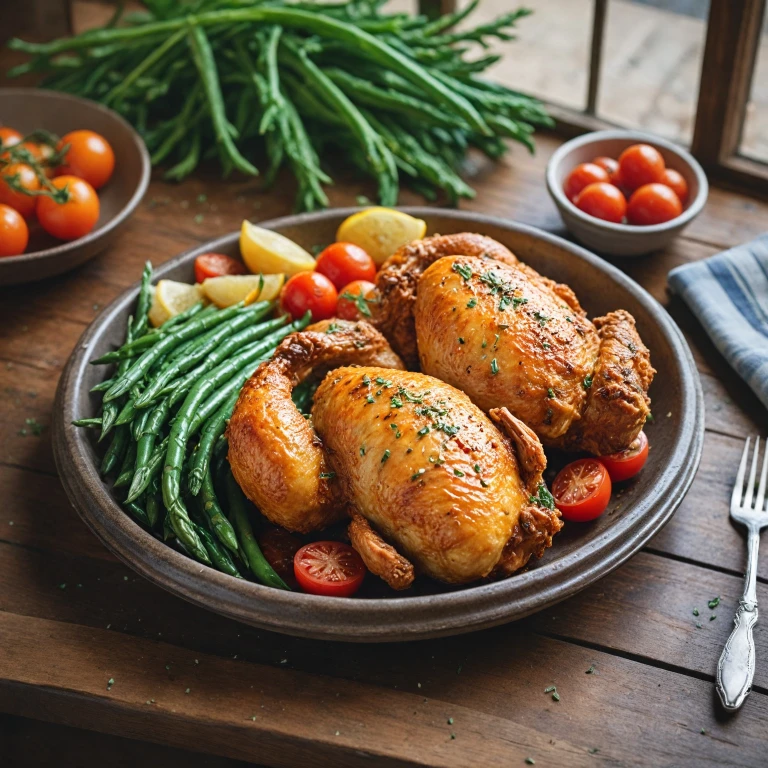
top-left (3, 107), bottom-right (768, 764)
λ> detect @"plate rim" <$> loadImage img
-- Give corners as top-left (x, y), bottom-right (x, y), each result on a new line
top-left (52, 207), bottom-right (704, 642)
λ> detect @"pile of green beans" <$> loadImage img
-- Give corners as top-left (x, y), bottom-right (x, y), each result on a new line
top-left (7, 0), bottom-right (551, 211)
top-left (73, 261), bottom-right (303, 589)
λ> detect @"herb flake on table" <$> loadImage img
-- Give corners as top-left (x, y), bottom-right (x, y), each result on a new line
top-left (708, 596), bottom-right (720, 609)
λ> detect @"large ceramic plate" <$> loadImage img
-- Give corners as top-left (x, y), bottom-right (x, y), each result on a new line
top-left (53, 208), bottom-right (703, 642)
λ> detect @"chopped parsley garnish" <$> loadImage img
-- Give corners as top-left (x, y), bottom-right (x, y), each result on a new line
top-left (415, 405), bottom-right (448, 418)
top-left (529, 483), bottom-right (555, 510)
top-left (362, 374), bottom-right (371, 385)
top-left (390, 423), bottom-right (402, 438)
top-left (366, 394), bottom-right (375, 404)
top-left (692, 608), bottom-right (699, 616)
top-left (547, 387), bottom-right (555, 398)
top-left (646, 412), bottom-right (654, 423)
top-left (339, 288), bottom-right (377, 317)
top-left (433, 421), bottom-right (460, 436)
top-left (381, 450), bottom-right (391, 463)
top-left (542, 341), bottom-right (551, 349)
top-left (411, 469), bottom-right (425, 481)
top-left (708, 596), bottom-right (720, 609)
top-left (360, 445), bottom-right (366, 456)
top-left (490, 358), bottom-right (499, 375)
top-left (628, 342), bottom-right (637, 353)
top-left (454, 469), bottom-right (465, 477)
top-left (107, 678), bottom-right (115, 690)
top-left (391, 395), bottom-right (403, 408)
top-left (533, 310), bottom-right (550, 326)
top-left (319, 472), bottom-right (336, 479)
top-left (710, 615), bottom-right (717, 621)
top-left (398, 386), bottom-right (425, 403)
top-left (429, 455), bottom-right (445, 465)
top-left (325, 322), bottom-right (339, 334)
top-left (417, 425), bottom-right (430, 438)
top-left (458, 337), bottom-right (465, 344)
top-left (452, 262), bottom-right (473, 281)
top-left (565, 316), bottom-right (573, 323)
top-left (586, 665), bottom-right (595, 674)
top-left (583, 374), bottom-right (593, 389)
top-left (375, 377), bottom-right (392, 387)
top-left (474, 464), bottom-right (481, 473)
top-left (544, 685), bottom-right (560, 702)
top-left (466, 298), bottom-right (477, 308)
top-left (481, 339), bottom-right (487, 348)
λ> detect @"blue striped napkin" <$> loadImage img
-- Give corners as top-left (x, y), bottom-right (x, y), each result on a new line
top-left (668, 233), bottom-right (768, 411)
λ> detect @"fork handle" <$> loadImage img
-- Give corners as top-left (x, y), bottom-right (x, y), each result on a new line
top-left (716, 528), bottom-right (760, 711)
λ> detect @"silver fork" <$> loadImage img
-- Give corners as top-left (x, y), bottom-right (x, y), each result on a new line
top-left (716, 436), bottom-right (768, 711)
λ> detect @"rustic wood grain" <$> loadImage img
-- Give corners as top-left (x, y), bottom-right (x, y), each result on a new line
top-left (2, 47), bottom-right (768, 762)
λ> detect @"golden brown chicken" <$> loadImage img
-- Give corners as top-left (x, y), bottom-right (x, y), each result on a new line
top-left (227, 321), bottom-right (562, 588)
top-left (368, 234), bottom-right (654, 456)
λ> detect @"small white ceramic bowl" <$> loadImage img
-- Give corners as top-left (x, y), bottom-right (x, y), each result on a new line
top-left (546, 129), bottom-right (708, 257)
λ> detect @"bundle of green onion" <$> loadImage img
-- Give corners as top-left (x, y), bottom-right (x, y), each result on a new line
top-left (7, 0), bottom-right (551, 211)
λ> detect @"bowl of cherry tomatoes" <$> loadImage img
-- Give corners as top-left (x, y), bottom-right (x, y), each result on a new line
top-left (0, 88), bottom-right (150, 285)
top-left (546, 129), bottom-right (708, 257)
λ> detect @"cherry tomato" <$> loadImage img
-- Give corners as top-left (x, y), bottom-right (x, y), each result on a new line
top-left (660, 168), bottom-right (689, 205)
top-left (0, 204), bottom-right (29, 257)
top-left (0, 163), bottom-right (41, 218)
top-left (36, 175), bottom-right (100, 241)
top-left (627, 183), bottom-right (682, 226)
top-left (294, 541), bottom-right (366, 597)
top-left (57, 130), bottom-right (115, 189)
top-left (315, 242), bottom-right (377, 290)
top-left (0, 127), bottom-right (22, 149)
top-left (281, 271), bottom-right (338, 321)
top-left (563, 162), bottom-right (609, 202)
top-left (259, 527), bottom-right (302, 589)
top-left (592, 156), bottom-right (619, 180)
top-left (574, 182), bottom-right (627, 223)
top-left (600, 431), bottom-right (649, 482)
top-left (552, 459), bottom-right (612, 522)
top-left (336, 279), bottom-right (376, 320)
top-left (194, 252), bottom-right (246, 283)
top-left (617, 144), bottom-right (665, 191)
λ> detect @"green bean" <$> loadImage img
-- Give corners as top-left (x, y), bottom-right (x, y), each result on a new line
top-left (146, 487), bottom-right (162, 529)
top-left (224, 471), bottom-right (289, 590)
top-left (199, 465), bottom-right (239, 553)
top-left (194, 522), bottom-right (242, 578)
top-left (131, 261), bottom-right (154, 339)
top-left (90, 377), bottom-right (115, 393)
top-left (188, 389), bottom-right (239, 496)
top-left (72, 417), bottom-right (103, 429)
top-left (134, 300), bottom-right (273, 407)
top-left (113, 441), bottom-right (137, 488)
top-left (103, 302), bottom-right (245, 402)
top-left (100, 317), bottom-right (135, 439)
top-left (131, 407), bottom-right (152, 443)
top-left (100, 424), bottom-right (128, 476)
top-left (92, 302), bottom-right (208, 364)
top-left (124, 500), bottom-right (151, 528)
top-left (128, 435), bottom-right (169, 503)
top-left (126, 398), bottom-right (171, 502)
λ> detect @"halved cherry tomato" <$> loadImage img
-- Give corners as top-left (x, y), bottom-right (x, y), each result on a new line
top-left (552, 458), bottom-right (612, 522)
top-left (294, 541), bottom-right (366, 597)
top-left (600, 431), bottom-right (649, 482)
top-left (563, 162), bottom-right (609, 202)
top-left (660, 168), bottom-right (689, 205)
top-left (617, 144), bottom-right (665, 191)
top-left (336, 279), bottom-right (376, 320)
top-left (259, 527), bottom-right (302, 589)
top-left (315, 242), bottom-right (376, 290)
top-left (0, 127), bottom-right (22, 149)
top-left (281, 270), bottom-right (338, 321)
top-left (36, 175), bottom-right (99, 241)
top-left (0, 163), bottom-right (41, 218)
top-left (194, 252), bottom-right (246, 283)
top-left (627, 183), bottom-right (682, 226)
top-left (0, 204), bottom-right (29, 257)
top-left (592, 156), bottom-right (619, 180)
top-left (57, 130), bottom-right (115, 189)
top-left (574, 182), bottom-right (627, 223)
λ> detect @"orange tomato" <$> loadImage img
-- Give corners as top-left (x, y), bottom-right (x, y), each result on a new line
top-left (574, 182), bottom-right (627, 223)
top-left (0, 204), bottom-right (29, 257)
top-left (0, 127), bottom-right (23, 149)
top-left (57, 130), bottom-right (115, 189)
top-left (0, 163), bottom-right (41, 218)
top-left (36, 175), bottom-right (100, 241)
top-left (627, 183), bottom-right (682, 226)
top-left (617, 144), bottom-right (665, 191)
top-left (660, 168), bottom-right (689, 205)
top-left (563, 162), bottom-right (609, 202)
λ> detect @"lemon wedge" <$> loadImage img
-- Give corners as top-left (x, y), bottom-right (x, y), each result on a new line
top-left (148, 280), bottom-right (203, 327)
top-left (202, 273), bottom-right (285, 308)
top-left (240, 220), bottom-right (316, 277)
top-left (336, 207), bottom-right (427, 265)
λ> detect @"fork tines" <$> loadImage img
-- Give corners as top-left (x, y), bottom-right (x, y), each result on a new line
top-left (733, 437), bottom-right (768, 514)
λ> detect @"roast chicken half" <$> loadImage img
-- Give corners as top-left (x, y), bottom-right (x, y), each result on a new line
top-left (227, 320), bottom-right (562, 588)
top-left (368, 233), bottom-right (655, 456)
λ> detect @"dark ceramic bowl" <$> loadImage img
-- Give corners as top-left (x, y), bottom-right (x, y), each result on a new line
top-left (0, 88), bottom-right (150, 285)
top-left (53, 209), bottom-right (704, 642)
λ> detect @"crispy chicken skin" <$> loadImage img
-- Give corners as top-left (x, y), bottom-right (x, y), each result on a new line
top-left (226, 320), bottom-right (404, 533)
top-left (312, 367), bottom-right (562, 586)
top-left (371, 234), bottom-right (654, 455)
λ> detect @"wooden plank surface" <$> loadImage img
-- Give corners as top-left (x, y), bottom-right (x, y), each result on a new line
top-left (2, 42), bottom-right (768, 766)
